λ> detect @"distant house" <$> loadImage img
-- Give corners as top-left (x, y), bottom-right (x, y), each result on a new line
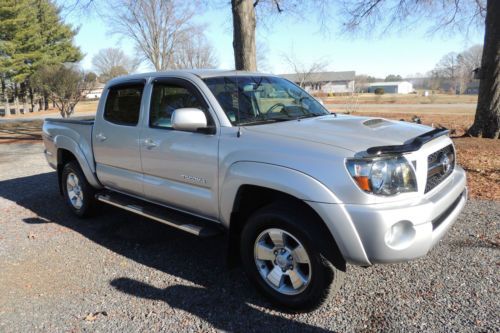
top-left (280, 71), bottom-right (356, 94)
top-left (464, 80), bottom-right (480, 94)
top-left (368, 81), bottom-right (414, 94)
top-left (84, 83), bottom-right (105, 99)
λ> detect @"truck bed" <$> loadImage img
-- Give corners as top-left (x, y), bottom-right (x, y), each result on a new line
top-left (45, 116), bottom-right (95, 125)
top-left (43, 116), bottom-right (96, 176)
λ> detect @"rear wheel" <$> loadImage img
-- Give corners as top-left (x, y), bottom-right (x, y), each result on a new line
top-left (240, 202), bottom-right (345, 311)
top-left (61, 161), bottom-right (97, 217)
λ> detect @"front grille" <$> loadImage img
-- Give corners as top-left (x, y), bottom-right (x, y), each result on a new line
top-left (425, 144), bottom-right (455, 193)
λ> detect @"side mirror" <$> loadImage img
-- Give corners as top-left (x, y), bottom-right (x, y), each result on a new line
top-left (171, 108), bottom-right (208, 132)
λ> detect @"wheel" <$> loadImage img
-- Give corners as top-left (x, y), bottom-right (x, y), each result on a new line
top-left (61, 161), bottom-right (97, 217)
top-left (240, 202), bottom-right (345, 311)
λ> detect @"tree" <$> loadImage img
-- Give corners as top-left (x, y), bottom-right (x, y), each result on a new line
top-left (434, 52), bottom-right (460, 93)
top-left (32, 64), bottom-right (95, 118)
top-left (92, 48), bottom-right (140, 81)
top-left (171, 31), bottom-right (218, 69)
top-left (457, 44), bottom-right (483, 93)
top-left (468, 1), bottom-right (499, 138)
top-left (339, 0), bottom-right (499, 139)
top-left (385, 74), bottom-right (402, 82)
top-left (230, 0), bottom-right (329, 71)
top-left (231, 0), bottom-right (257, 71)
top-left (281, 50), bottom-right (328, 88)
top-left (107, 0), bottom-right (200, 71)
top-left (355, 74), bottom-right (377, 92)
top-left (0, 0), bottom-right (82, 112)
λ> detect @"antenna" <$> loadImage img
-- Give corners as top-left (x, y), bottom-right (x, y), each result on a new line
top-left (236, 76), bottom-right (242, 138)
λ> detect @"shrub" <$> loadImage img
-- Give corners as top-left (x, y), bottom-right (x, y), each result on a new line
top-left (374, 88), bottom-right (385, 95)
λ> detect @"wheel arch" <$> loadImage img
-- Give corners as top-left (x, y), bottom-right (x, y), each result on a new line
top-left (54, 135), bottom-right (101, 191)
top-left (221, 162), bottom-right (346, 268)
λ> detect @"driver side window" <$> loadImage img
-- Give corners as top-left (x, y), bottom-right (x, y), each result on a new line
top-left (149, 83), bottom-right (208, 129)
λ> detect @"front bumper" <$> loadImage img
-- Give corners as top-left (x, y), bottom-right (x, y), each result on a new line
top-left (309, 166), bottom-right (467, 266)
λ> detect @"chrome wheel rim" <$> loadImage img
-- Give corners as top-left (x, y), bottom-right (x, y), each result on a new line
top-left (254, 228), bottom-right (311, 295)
top-left (66, 172), bottom-right (84, 209)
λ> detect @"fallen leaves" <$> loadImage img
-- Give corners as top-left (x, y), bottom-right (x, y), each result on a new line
top-left (84, 311), bottom-right (108, 322)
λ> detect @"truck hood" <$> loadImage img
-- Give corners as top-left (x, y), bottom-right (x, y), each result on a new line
top-left (244, 115), bottom-right (432, 153)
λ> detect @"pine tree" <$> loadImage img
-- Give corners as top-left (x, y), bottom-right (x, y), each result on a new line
top-left (0, 0), bottom-right (82, 113)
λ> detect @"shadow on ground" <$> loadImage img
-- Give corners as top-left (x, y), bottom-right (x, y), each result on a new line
top-left (0, 172), bottom-right (333, 332)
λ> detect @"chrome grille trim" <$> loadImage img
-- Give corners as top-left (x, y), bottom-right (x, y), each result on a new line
top-left (425, 144), bottom-right (455, 193)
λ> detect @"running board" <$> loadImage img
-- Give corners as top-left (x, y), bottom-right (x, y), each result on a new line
top-left (96, 192), bottom-right (222, 238)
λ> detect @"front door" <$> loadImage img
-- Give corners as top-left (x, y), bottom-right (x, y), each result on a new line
top-left (93, 82), bottom-right (145, 196)
top-left (140, 78), bottom-right (219, 219)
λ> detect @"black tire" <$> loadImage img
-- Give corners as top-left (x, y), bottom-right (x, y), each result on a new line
top-left (240, 202), bottom-right (345, 311)
top-left (61, 161), bottom-right (97, 218)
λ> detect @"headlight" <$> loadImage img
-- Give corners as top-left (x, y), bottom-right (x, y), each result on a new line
top-left (346, 156), bottom-right (417, 196)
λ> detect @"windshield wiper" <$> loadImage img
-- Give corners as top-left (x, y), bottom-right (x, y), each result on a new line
top-left (238, 118), bottom-right (290, 126)
top-left (296, 113), bottom-right (324, 120)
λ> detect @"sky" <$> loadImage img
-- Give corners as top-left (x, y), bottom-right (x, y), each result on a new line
top-left (64, 3), bottom-right (484, 79)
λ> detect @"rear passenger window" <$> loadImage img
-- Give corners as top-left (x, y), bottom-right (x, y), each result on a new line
top-left (104, 85), bottom-right (144, 126)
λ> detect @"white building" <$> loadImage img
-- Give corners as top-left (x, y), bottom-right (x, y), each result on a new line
top-left (84, 83), bottom-right (106, 99)
top-left (368, 81), bottom-right (414, 94)
top-left (280, 71), bottom-right (356, 94)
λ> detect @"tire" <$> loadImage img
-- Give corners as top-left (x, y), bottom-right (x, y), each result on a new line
top-left (61, 161), bottom-right (97, 218)
top-left (240, 201), bottom-right (345, 311)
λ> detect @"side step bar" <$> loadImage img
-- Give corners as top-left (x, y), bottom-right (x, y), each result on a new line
top-left (96, 192), bottom-right (222, 238)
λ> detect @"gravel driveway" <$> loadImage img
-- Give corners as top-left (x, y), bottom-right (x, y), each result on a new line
top-left (0, 141), bottom-right (498, 332)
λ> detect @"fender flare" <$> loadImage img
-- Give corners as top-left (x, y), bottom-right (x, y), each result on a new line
top-left (220, 161), bottom-right (369, 265)
top-left (54, 135), bottom-right (102, 188)
top-left (220, 161), bottom-right (341, 224)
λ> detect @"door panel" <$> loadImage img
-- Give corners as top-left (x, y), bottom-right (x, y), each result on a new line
top-left (93, 83), bottom-right (144, 196)
top-left (140, 79), bottom-right (219, 219)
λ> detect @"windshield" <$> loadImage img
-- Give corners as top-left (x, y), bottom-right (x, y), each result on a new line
top-left (203, 76), bottom-right (329, 126)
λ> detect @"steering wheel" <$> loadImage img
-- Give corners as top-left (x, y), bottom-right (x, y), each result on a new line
top-left (266, 103), bottom-right (289, 117)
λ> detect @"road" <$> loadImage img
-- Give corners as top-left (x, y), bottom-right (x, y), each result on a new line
top-left (0, 141), bottom-right (498, 332)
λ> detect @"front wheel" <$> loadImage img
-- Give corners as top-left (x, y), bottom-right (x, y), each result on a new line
top-left (240, 202), bottom-right (345, 311)
top-left (61, 161), bottom-right (97, 217)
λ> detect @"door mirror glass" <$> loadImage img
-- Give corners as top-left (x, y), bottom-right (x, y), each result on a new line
top-left (171, 108), bottom-right (207, 132)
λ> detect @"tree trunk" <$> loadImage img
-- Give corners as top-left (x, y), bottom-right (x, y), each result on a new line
top-left (43, 93), bottom-right (49, 110)
top-left (1, 78), bottom-right (9, 117)
top-left (29, 87), bottom-right (35, 112)
top-left (13, 83), bottom-right (20, 115)
top-left (468, 0), bottom-right (500, 139)
top-left (231, 0), bottom-right (257, 71)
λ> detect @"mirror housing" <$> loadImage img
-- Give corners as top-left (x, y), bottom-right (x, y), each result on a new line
top-left (172, 108), bottom-right (208, 132)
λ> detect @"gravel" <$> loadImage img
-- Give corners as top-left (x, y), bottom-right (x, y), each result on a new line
top-left (0, 141), bottom-right (499, 332)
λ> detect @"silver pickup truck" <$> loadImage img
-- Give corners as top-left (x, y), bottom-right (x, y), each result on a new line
top-left (43, 70), bottom-right (467, 310)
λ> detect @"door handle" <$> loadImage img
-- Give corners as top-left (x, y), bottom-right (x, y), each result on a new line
top-left (96, 133), bottom-right (107, 141)
top-left (143, 138), bottom-right (158, 149)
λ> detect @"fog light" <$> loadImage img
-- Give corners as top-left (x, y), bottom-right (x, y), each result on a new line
top-left (384, 220), bottom-right (416, 250)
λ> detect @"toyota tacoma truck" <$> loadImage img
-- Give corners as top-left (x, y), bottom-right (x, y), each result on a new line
top-left (42, 70), bottom-right (467, 310)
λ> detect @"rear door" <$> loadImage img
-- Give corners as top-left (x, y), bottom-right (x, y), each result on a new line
top-left (139, 78), bottom-right (219, 219)
top-left (93, 81), bottom-right (145, 196)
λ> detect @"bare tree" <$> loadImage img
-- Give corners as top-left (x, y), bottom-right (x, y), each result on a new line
top-left (107, 0), bottom-right (199, 71)
top-left (434, 52), bottom-right (460, 93)
top-left (230, 0), bottom-right (330, 71)
top-left (32, 64), bottom-right (96, 118)
top-left (171, 31), bottom-right (218, 69)
top-left (282, 50), bottom-right (328, 88)
top-left (457, 44), bottom-right (483, 93)
top-left (92, 48), bottom-right (140, 81)
top-left (339, 0), bottom-right (498, 139)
